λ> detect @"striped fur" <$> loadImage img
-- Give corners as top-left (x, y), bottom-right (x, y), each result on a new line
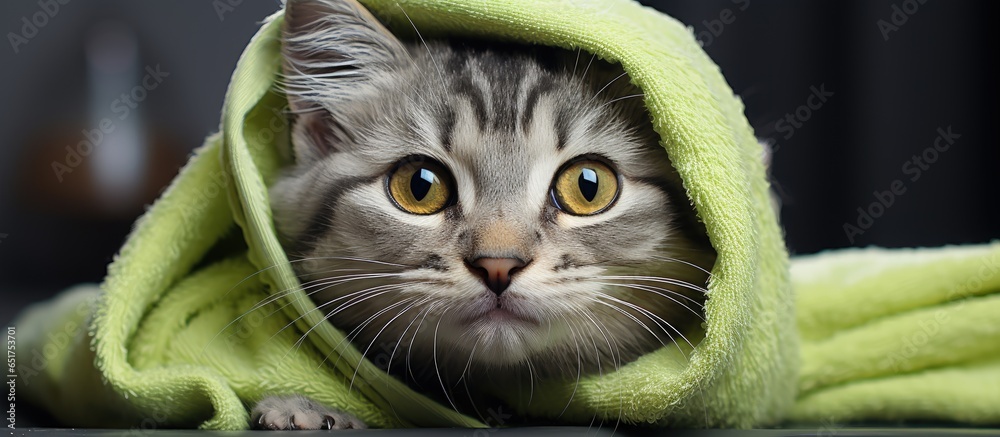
top-left (268, 0), bottom-right (716, 410)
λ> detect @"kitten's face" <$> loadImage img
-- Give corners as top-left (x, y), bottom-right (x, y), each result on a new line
top-left (271, 0), bottom-right (714, 381)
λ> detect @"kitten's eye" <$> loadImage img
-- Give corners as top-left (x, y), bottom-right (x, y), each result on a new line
top-left (551, 159), bottom-right (620, 215)
top-left (387, 157), bottom-right (454, 215)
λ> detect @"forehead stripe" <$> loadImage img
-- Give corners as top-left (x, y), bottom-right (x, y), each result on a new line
top-left (520, 75), bottom-right (556, 134)
top-left (453, 76), bottom-right (489, 131)
top-left (437, 106), bottom-right (457, 152)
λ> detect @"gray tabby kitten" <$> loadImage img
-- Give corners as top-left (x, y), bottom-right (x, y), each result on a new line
top-left (253, 0), bottom-right (715, 429)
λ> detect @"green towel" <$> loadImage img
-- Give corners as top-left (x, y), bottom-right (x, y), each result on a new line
top-left (791, 243), bottom-right (1000, 425)
top-left (15, 0), bottom-right (1000, 429)
top-left (15, 0), bottom-right (993, 430)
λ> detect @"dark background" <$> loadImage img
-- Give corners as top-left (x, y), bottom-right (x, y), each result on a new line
top-left (1, 1), bottom-right (997, 327)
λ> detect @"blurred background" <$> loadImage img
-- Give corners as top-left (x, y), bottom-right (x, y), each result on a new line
top-left (1, 1), bottom-right (997, 327)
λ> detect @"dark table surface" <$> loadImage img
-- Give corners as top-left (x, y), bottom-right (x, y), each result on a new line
top-left (8, 427), bottom-right (1000, 437)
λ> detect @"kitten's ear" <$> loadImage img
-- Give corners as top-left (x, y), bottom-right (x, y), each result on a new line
top-left (281, 0), bottom-right (407, 162)
top-left (281, 0), bottom-right (407, 112)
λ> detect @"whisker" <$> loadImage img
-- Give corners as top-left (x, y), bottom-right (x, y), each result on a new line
top-left (293, 273), bottom-right (406, 297)
top-left (594, 282), bottom-right (705, 321)
top-left (579, 309), bottom-right (614, 377)
top-left (346, 297), bottom-right (421, 392)
top-left (596, 275), bottom-right (708, 294)
top-left (571, 47), bottom-right (582, 78)
top-left (311, 285), bottom-right (422, 374)
top-left (460, 349), bottom-right (487, 425)
top-left (203, 271), bottom-right (402, 354)
top-left (406, 305), bottom-right (435, 383)
top-left (595, 292), bottom-right (696, 352)
top-left (202, 256), bottom-right (409, 353)
top-left (262, 272), bottom-right (402, 322)
top-left (289, 255), bottom-right (410, 269)
top-left (387, 299), bottom-right (432, 386)
top-left (587, 71), bottom-right (628, 105)
top-left (599, 293), bottom-right (684, 340)
top-left (432, 308), bottom-right (460, 413)
top-left (204, 288), bottom-right (296, 354)
top-left (589, 315), bottom-right (623, 435)
top-left (287, 284), bottom-right (410, 362)
top-left (525, 353), bottom-right (536, 406)
top-left (396, 4), bottom-right (447, 89)
top-left (579, 52), bottom-right (596, 82)
top-left (296, 269), bottom-right (367, 286)
top-left (649, 254), bottom-right (714, 276)
top-left (578, 311), bottom-right (606, 436)
top-left (305, 283), bottom-right (410, 337)
top-left (270, 278), bottom-right (408, 346)
top-left (557, 314), bottom-right (584, 419)
top-left (587, 297), bottom-right (667, 349)
top-left (455, 336), bottom-right (480, 388)
top-left (598, 93), bottom-right (645, 110)
top-left (595, 278), bottom-right (705, 303)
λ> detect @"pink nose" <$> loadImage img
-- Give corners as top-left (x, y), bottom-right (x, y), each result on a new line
top-left (468, 257), bottom-right (527, 296)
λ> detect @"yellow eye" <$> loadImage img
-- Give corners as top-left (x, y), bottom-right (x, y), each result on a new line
top-left (387, 158), bottom-right (454, 215)
top-left (551, 159), bottom-right (620, 215)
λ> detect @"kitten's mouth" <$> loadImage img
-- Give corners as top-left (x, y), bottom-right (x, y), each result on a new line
top-left (478, 307), bottom-right (534, 324)
top-left (459, 297), bottom-right (540, 327)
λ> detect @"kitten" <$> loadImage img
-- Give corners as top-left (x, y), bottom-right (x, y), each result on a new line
top-left (254, 0), bottom-right (715, 429)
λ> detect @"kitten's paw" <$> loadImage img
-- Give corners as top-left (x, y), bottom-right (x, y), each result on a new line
top-left (251, 395), bottom-right (366, 430)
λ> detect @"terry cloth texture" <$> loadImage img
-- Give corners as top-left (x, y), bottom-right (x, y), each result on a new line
top-left (19, 0), bottom-right (798, 429)
top-left (790, 243), bottom-right (1000, 425)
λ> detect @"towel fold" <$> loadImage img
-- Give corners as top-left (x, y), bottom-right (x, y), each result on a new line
top-left (791, 243), bottom-right (1000, 425)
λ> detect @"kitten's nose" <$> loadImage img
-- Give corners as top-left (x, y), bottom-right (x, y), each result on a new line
top-left (467, 257), bottom-right (527, 296)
